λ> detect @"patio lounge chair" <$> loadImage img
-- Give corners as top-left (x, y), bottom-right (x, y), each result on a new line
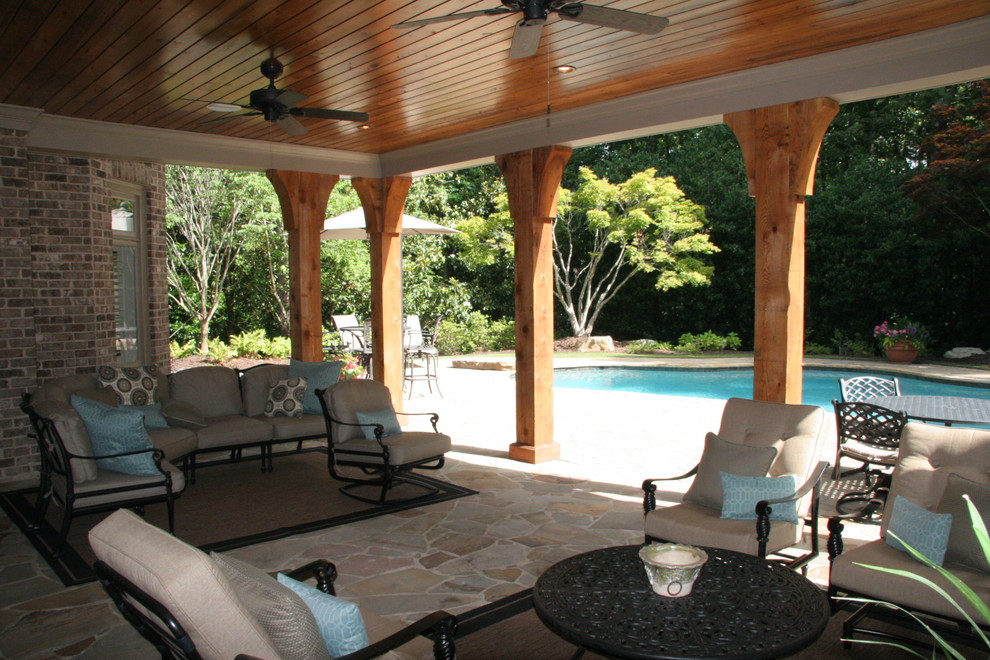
top-left (90, 509), bottom-right (456, 660)
top-left (827, 422), bottom-right (990, 652)
top-left (317, 379), bottom-right (451, 504)
top-left (642, 397), bottom-right (829, 570)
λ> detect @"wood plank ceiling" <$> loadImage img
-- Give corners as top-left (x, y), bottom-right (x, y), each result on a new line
top-left (1, 0), bottom-right (987, 155)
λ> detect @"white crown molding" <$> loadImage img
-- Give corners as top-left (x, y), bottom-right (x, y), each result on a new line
top-left (380, 16), bottom-right (990, 177)
top-left (21, 113), bottom-right (382, 177)
top-left (0, 103), bottom-right (44, 132)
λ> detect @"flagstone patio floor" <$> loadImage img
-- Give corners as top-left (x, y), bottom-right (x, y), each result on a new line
top-left (1, 356), bottom-right (987, 659)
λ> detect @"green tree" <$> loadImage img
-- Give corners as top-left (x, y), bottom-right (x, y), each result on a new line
top-left (555, 167), bottom-right (718, 337)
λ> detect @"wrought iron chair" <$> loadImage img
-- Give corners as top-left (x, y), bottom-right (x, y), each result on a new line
top-left (831, 401), bottom-right (908, 518)
top-left (91, 509), bottom-right (457, 660)
top-left (403, 314), bottom-right (442, 398)
top-left (642, 397), bottom-right (829, 571)
top-left (827, 422), bottom-right (990, 653)
top-left (316, 379), bottom-right (451, 504)
top-left (838, 375), bottom-right (901, 402)
top-left (20, 393), bottom-right (184, 558)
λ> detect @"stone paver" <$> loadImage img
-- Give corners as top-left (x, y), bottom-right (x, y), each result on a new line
top-left (0, 356), bottom-right (985, 658)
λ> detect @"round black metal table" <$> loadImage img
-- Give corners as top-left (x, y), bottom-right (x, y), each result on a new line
top-left (533, 545), bottom-right (830, 660)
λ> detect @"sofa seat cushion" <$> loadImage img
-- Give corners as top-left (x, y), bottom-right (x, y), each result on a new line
top-left (645, 501), bottom-right (802, 557)
top-left (240, 364), bottom-right (291, 417)
top-left (334, 431), bottom-right (451, 466)
top-left (89, 510), bottom-right (281, 660)
top-left (251, 413), bottom-right (326, 441)
top-left (65, 460), bottom-right (185, 508)
top-left (169, 366), bottom-right (244, 418)
top-left (196, 415), bottom-right (273, 450)
top-left (831, 539), bottom-right (990, 621)
top-left (148, 427), bottom-right (199, 462)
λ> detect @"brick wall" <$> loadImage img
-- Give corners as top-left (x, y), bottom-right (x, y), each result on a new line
top-left (0, 130), bottom-right (168, 486)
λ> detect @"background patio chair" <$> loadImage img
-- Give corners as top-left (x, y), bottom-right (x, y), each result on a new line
top-left (403, 314), bottom-right (442, 398)
top-left (839, 375), bottom-right (901, 402)
top-left (317, 379), bottom-right (451, 504)
top-left (827, 422), bottom-right (990, 652)
top-left (90, 509), bottom-right (456, 660)
top-left (831, 400), bottom-right (908, 518)
top-left (642, 397), bottom-right (828, 570)
top-left (20, 394), bottom-right (184, 558)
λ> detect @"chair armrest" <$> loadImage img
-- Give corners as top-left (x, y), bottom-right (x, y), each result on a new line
top-left (755, 461), bottom-right (829, 513)
top-left (396, 410), bottom-right (441, 431)
top-left (753, 461), bottom-right (829, 562)
top-left (284, 559), bottom-right (338, 595)
top-left (642, 465), bottom-right (699, 513)
top-left (335, 610), bottom-right (457, 660)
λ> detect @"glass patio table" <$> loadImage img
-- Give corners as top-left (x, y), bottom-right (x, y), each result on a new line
top-left (533, 544), bottom-right (829, 660)
top-left (869, 395), bottom-right (990, 426)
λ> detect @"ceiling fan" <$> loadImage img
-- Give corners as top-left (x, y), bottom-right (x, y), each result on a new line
top-left (204, 58), bottom-right (369, 135)
top-left (393, 0), bottom-right (669, 59)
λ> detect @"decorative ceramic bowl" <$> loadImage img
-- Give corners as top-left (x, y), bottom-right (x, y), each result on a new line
top-left (638, 543), bottom-right (709, 597)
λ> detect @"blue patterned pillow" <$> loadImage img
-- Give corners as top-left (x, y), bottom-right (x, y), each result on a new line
top-left (125, 402), bottom-right (170, 429)
top-left (720, 473), bottom-right (800, 524)
top-left (70, 395), bottom-right (159, 476)
top-left (276, 573), bottom-right (369, 657)
top-left (288, 360), bottom-right (343, 415)
top-left (355, 408), bottom-right (402, 439)
top-left (887, 495), bottom-right (953, 566)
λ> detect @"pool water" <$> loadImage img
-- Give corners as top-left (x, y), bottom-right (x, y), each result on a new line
top-left (553, 367), bottom-right (990, 410)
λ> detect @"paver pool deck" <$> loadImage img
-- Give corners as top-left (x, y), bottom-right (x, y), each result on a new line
top-left (1, 355), bottom-right (987, 659)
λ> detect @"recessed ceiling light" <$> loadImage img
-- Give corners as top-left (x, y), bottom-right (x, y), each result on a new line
top-left (359, 124), bottom-right (372, 130)
top-left (554, 64), bottom-right (577, 73)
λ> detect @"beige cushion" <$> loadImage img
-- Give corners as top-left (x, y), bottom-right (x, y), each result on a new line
top-left (29, 399), bottom-right (97, 483)
top-left (89, 509), bottom-right (281, 660)
top-left (71, 460), bottom-right (185, 507)
top-left (363, 610), bottom-right (434, 660)
top-left (645, 500), bottom-right (802, 556)
top-left (336, 432), bottom-right (452, 466)
top-left (148, 426), bottom-right (199, 462)
top-left (31, 374), bottom-right (103, 405)
top-left (240, 364), bottom-right (291, 417)
top-left (195, 415), bottom-right (273, 450)
top-left (831, 538), bottom-right (990, 621)
top-left (683, 432), bottom-right (777, 509)
top-left (168, 366), bottom-right (244, 418)
top-left (937, 473), bottom-right (990, 573)
top-left (211, 553), bottom-right (332, 660)
top-left (160, 398), bottom-right (207, 429)
top-left (253, 413), bottom-right (326, 441)
top-left (326, 380), bottom-right (397, 443)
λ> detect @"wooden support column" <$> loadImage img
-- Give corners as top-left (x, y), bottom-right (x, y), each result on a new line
top-left (267, 170), bottom-right (339, 362)
top-left (496, 146), bottom-right (572, 463)
top-left (351, 176), bottom-right (412, 410)
top-left (725, 98), bottom-right (838, 403)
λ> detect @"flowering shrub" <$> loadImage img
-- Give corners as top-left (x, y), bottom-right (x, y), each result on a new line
top-left (873, 317), bottom-right (927, 350)
top-left (327, 352), bottom-right (367, 380)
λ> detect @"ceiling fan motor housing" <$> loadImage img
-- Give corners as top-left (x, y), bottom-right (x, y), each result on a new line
top-left (250, 88), bottom-right (287, 120)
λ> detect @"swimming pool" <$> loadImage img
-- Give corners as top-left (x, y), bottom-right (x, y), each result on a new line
top-left (553, 367), bottom-right (990, 411)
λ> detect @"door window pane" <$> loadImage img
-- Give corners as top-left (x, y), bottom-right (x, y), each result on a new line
top-left (114, 245), bottom-right (139, 363)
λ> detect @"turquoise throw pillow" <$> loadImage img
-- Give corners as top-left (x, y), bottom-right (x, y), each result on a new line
top-left (288, 360), bottom-right (343, 415)
top-left (70, 395), bottom-right (160, 476)
top-left (355, 408), bottom-right (401, 439)
top-left (125, 402), bottom-right (170, 429)
top-left (887, 495), bottom-right (953, 566)
top-left (276, 573), bottom-right (369, 657)
top-left (720, 473), bottom-right (800, 524)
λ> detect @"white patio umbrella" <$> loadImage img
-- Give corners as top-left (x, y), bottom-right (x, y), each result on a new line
top-left (320, 207), bottom-right (460, 240)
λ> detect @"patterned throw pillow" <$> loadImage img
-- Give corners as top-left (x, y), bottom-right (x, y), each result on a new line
top-left (211, 553), bottom-right (332, 660)
top-left (288, 360), bottom-right (343, 415)
top-left (97, 364), bottom-right (160, 405)
top-left (355, 408), bottom-right (402, 440)
top-left (265, 378), bottom-right (307, 418)
top-left (277, 573), bottom-right (369, 658)
top-left (720, 473), bottom-right (800, 524)
top-left (70, 395), bottom-right (160, 476)
top-left (886, 495), bottom-right (953, 566)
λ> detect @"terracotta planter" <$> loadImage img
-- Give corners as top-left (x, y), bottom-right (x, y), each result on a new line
top-left (885, 340), bottom-right (919, 364)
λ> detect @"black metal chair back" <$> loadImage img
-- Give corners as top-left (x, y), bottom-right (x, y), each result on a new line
top-left (834, 400), bottom-right (908, 452)
top-left (832, 400), bottom-right (908, 516)
top-left (838, 376), bottom-right (901, 402)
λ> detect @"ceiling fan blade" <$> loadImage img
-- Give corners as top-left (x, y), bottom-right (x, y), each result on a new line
top-left (509, 19), bottom-right (544, 59)
top-left (199, 112), bottom-right (260, 125)
top-left (206, 102), bottom-right (245, 112)
top-left (393, 8), bottom-right (515, 29)
top-left (558, 4), bottom-right (669, 34)
top-left (291, 107), bottom-right (370, 123)
top-left (276, 115), bottom-right (307, 136)
top-left (275, 89), bottom-right (308, 108)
